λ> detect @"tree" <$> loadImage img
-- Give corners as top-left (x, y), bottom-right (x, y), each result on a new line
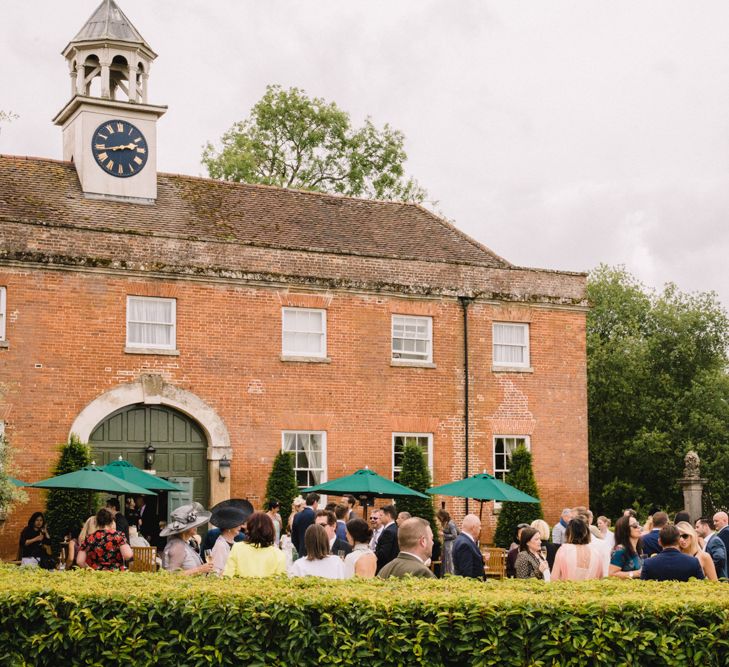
top-left (588, 265), bottom-right (729, 518)
top-left (264, 451), bottom-right (299, 527)
top-left (202, 85), bottom-right (426, 203)
top-left (45, 435), bottom-right (94, 549)
top-left (395, 443), bottom-right (437, 536)
top-left (493, 446), bottom-right (544, 548)
top-left (0, 433), bottom-right (28, 521)
top-left (0, 111), bottom-right (18, 139)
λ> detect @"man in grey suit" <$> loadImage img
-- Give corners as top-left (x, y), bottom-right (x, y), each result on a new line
top-left (378, 517), bottom-right (436, 579)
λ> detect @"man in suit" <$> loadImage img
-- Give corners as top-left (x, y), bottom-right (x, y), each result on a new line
top-left (105, 497), bottom-right (129, 541)
top-left (552, 508), bottom-right (572, 545)
top-left (378, 518), bottom-right (435, 579)
top-left (292, 492), bottom-right (319, 558)
top-left (696, 517), bottom-right (728, 579)
top-left (315, 509), bottom-right (352, 556)
top-left (375, 505), bottom-right (399, 573)
top-left (453, 514), bottom-right (485, 579)
top-left (369, 509), bottom-right (383, 550)
top-left (345, 495), bottom-right (359, 521)
top-left (136, 495), bottom-right (159, 544)
top-left (641, 511), bottom-right (668, 557)
top-left (713, 512), bottom-right (729, 571)
top-left (641, 524), bottom-right (705, 581)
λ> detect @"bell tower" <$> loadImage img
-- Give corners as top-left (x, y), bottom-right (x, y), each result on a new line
top-left (52, 0), bottom-right (167, 203)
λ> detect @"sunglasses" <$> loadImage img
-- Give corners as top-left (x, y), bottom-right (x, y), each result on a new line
top-left (679, 534), bottom-right (691, 540)
top-left (629, 524), bottom-right (641, 529)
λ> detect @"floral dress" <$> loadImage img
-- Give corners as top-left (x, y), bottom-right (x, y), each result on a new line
top-left (81, 529), bottom-right (128, 571)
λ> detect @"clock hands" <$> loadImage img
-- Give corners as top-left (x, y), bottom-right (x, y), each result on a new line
top-left (106, 143), bottom-right (138, 151)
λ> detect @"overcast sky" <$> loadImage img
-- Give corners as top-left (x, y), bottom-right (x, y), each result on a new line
top-left (2, 1), bottom-right (728, 309)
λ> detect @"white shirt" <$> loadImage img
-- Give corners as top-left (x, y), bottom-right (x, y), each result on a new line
top-left (289, 554), bottom-right (345, 579)
top-left (703, 532), bottom-right (716, 552)
top-left (369, 526), bottom-right (383, 550)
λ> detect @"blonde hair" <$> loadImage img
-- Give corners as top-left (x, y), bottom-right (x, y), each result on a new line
top-left (676, 521), bottom-right (700, 555)
top-left (530, 519), bottom-right (550, 541)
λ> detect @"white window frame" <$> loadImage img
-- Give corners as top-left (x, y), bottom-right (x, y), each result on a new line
top-left (282, 431), bottom-right (327, 490)
top-left (0, 287), bottom-right (5, 341)
top-left (493, 435), bottom-right (530, 508)
top-left (391, 315), bottom-right (433, 363)
top-left (281, 307), bottom-right (327, 358)
top-left (126, 296), bottom-right (176, 350)
top-left (493, 322), bottom-right (530, 368)
top-left (392, 433), bottom-right (433, 483)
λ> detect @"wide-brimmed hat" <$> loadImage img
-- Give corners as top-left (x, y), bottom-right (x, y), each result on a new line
top-left (159, 502), bottom-right (211, 537)
top-left (210, 505), bottom-right (249, 530)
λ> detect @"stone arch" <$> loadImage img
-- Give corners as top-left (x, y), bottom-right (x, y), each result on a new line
top-left (69, 375), bottom-right (231, 505)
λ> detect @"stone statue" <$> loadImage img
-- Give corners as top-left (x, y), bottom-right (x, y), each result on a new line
top-left (683, 450), bottom-right (701, 480)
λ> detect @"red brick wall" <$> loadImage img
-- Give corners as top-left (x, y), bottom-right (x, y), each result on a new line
top-left (0, 267), bottom-right (587, 557)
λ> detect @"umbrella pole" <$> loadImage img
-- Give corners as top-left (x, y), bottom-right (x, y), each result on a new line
top-left (479, 499), bottom-right (483, 521)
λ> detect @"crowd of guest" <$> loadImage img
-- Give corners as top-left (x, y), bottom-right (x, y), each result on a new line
top-left (16, 492), bottom-right (728, 584)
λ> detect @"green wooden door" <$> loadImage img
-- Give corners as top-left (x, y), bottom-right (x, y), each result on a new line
top-left (89, 405), bottom-right (209, 512)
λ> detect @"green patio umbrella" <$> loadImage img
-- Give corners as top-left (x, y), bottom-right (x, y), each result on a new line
top-left (101, 459), bottom-right (184, 492)
top-left (428, 473), bottom-right (539, 503)
top-left (30, 465), bottom-right (156, 496)
top-left (427, 472), bottom-right (539, 520)
top-left (9, 477), bottom-right (28, 487)
top-left (303, 467), bottom-right (429, 517)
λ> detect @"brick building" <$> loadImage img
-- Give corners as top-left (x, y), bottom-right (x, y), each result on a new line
top-left (0, 0), bottom-right (588, 556)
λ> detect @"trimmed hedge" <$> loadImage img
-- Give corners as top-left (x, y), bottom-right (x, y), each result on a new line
top-left (1, 566), bottom-right (729, 666)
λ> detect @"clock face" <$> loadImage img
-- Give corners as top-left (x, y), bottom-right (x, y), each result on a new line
top-left (91, 119), bottom-right (148, 178)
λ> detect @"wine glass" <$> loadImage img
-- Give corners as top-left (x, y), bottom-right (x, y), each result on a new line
top-left (204, 549), bottom-right (213, 564)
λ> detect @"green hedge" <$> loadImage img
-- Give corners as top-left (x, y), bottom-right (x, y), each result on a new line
top-left (1, 566), bottom-right (729, 666)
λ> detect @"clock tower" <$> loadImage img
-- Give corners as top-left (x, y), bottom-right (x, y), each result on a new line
top-left (53, 0), bottom-right (167, 203)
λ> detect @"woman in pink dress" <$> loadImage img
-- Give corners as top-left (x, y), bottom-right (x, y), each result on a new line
top-left (551, 518), bottom-right (604, 581)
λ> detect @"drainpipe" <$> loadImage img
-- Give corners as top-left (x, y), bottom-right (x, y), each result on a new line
top-left (458, 296), bottom-right (473, 515)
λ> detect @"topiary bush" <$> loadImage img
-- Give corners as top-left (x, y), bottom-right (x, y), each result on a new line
top-left (395, 442), bottom-right (437, 536)
top-left (45, 435), bottom-right (95, 550)
top-left (493, 445), bottom-right (544, 548)
top-left (1, 569), bottom-right (729, 666)
top-left (264, 451), bottom-right (299, 527)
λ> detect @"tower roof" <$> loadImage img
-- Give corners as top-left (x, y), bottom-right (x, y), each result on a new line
top-left (69, 0), bottom-right (152, 50)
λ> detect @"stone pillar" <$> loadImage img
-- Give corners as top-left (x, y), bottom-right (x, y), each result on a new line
top-left (141, 72), bottom-right (149, 104)
top-left (100, 60), bottom-right (111, 99)
top-left (76, 65), bottom-right (86, 96)
top-left (679, 477), bottom-right (707, 523)
top-left (678, 450), bottom-right (705, 523)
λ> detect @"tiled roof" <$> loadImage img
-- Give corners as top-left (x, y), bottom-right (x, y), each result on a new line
top-left (0, 155), bottom-right (509, 269)
top-left (70, 0), bottom-right (149, 47)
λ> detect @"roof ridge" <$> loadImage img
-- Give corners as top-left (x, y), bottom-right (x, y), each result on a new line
top-left (162, 169), bottom-right (416, 208)
top-left (411, 202), bottom-right (512, 267)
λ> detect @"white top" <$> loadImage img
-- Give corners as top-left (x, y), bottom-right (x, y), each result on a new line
top-left (289, 554), bottom-right (345, 579)
top-left (343, 544), bottom-right (375, 578)
top-left (211, 535), bottom-right (232, 575)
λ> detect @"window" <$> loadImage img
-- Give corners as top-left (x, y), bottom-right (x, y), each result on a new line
top-left (282, 431), bottom-right (326, 489)
top-left (392, 433), bottom-right (433, 482)
top-left (282, 308), bottom-right (326, 358)
top-left (392, 315), bottom-right (432, 362)
top-left (493, 322), bottom-right (530, 368)
top-left (0, 287), bottom-right (5, 341)
top-left (493, 436), bottom-right (530, 482)
top-left (126, 296), bottom-right (176, 350)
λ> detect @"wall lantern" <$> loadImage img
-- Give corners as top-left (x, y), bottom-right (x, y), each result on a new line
top-left (219, 456), bottom-right (231, 481)
top-left (144, 444), bottom-right (156, 471)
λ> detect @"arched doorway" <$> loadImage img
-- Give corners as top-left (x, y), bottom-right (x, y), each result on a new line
top-left (89, 404), bottom-right (209, 523)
